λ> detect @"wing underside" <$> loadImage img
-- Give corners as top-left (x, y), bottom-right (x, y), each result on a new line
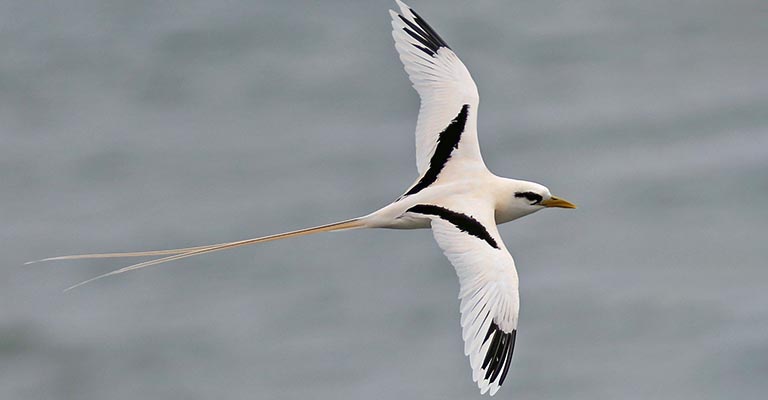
top-left (408, 202), bottom-right (519, 395)
top-left (390, 1), bottom-right (485, 180)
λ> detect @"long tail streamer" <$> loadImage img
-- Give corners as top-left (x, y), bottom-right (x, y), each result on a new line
top-left (28, 218), bottom-right (365, 292)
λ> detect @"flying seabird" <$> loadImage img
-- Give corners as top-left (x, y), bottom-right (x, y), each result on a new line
top-left (30, 1), bottom-right (576, 395)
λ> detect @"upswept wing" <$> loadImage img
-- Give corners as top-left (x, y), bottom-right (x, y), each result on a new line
top-left (407, 202), bottom-right (519, 395)
top-left (390, 1), bottom-right (485, 183)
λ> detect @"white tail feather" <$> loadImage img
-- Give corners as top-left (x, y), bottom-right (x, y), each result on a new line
top-left (25, 245), bottom-right (217, 264)
top-left (28, 218), bottom-right (366, 291)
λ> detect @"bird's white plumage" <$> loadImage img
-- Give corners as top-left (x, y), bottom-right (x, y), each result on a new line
top-left (390, 3), bottom-right (519, 393)
top-left (31, 2), bottom-right (578, 396)
top-left (390, 0), bottom-right (485, 175)
top-left (421, 201), bottom-right (519, 395)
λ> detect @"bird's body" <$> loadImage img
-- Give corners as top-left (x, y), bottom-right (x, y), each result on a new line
top-left (368, 174), bottom-right (545, 230)
top-left (32, 1), bottom-right (575, 395)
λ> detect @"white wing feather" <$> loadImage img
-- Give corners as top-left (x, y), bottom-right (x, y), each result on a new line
top-left (390, 1), bottom-right (485, 174)
top-left (420, 203), bottom-right (519, 395)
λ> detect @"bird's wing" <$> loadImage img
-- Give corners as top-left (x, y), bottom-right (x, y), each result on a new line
top-left (407, 202), bottom-right (519, 395)
top-left (390, 1), bottom-right (486, 191)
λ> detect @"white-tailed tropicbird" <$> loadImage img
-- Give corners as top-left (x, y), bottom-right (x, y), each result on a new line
top-left (30, 1), bottom-right (576, 395)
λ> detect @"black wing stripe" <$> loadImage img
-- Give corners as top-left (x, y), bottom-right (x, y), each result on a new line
top-left (398, 15), bottom-right (439, 52)
top-left (489, 333), bottom-right (509, 383)
top-left (409, 8), bottom-right (451, 49)
top-left (412, 44), bottom-right (435, 57)
top-left (482, 326), bottom-right (502, 370)
top-left (400, 104), bottom-right (469, 198)
top-left (481, 322), bottom-right (517, 385)
top-left (498, 330), bottom-right (516, 385)
top-left (402, 26), bottom-right (438, 56)
top-left (407, 204), bottom-right (499, 249)
top-left (397, 6), bottom-right (451, 58)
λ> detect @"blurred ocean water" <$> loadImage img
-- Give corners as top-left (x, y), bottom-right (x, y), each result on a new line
top-left (2, 1), bottom-right (767, 399)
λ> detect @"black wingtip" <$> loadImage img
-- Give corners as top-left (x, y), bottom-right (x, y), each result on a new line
top-left (481, 322), bottom-right (516, 386)
top-left (409, 8), bottom-right (450, 49)
top-left (396, 3), bottom-right (451, 57)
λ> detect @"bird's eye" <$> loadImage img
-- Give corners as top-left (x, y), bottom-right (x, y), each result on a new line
top-left (514, 191), bottom-right (543, 205)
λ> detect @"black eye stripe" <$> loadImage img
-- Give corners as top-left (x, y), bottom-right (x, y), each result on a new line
top-left (514, 192), bottom-right (543, 204)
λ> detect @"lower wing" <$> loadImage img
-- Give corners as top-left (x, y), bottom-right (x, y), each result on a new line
top-left (407, 202), bottom-right (519, 395)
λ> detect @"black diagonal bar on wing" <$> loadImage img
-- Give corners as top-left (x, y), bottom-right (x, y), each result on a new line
top-left (407, 204), bottom-right (499, 249)
top-left (400, 104), bottom-right (470, 199)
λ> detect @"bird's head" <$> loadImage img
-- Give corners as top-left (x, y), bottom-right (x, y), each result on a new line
top-left (500, 180), bottom-right (576, 221)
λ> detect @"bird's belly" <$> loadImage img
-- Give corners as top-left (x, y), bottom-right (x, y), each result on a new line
top-left (363, 200), bottom-right (432, 230)
top-left (384, 215), bottom-right (431, 230)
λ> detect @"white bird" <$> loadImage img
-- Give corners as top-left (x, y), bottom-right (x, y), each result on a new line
top-left (31, 1), bottom-right (576, 395)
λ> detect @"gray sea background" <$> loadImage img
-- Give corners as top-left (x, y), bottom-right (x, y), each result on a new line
top-left (3, 0), bottom-right (767, 399)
